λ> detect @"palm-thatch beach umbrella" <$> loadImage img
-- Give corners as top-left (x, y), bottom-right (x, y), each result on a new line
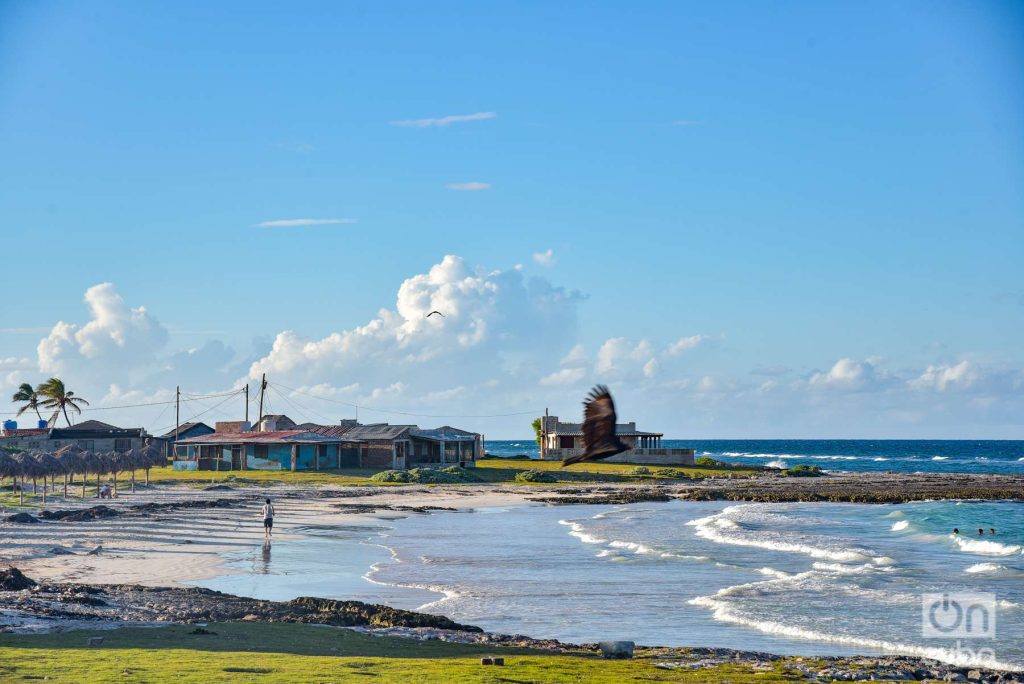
top-left (0, 451), bottom-right (23, 504)
top-left (16, 451), bottom-right (46, 503)
top-left (55, 444), bottom-right (85, 498)
top-left (34, 452), bottom-right (62, 504)
top-left (78, 450), bottom-right (100, 498)
top-left (140, 439), bottom-right (166, 486)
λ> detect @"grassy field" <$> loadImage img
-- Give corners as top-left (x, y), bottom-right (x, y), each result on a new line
top-left (0, 459), bottom-right (761, 508)
top-left (0, 622), bottom-right (804, 683)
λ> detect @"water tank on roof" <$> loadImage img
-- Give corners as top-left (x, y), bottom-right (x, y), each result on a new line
top-left (3, 420), bottom-right (17, 431)
top-left (38, 420), bottom-right (48, 429)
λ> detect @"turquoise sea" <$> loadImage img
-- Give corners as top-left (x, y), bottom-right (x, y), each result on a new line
top-left (484, 439), bottom-right (1024, 474)
top-left (196, 499), bottom-right (1024, 670)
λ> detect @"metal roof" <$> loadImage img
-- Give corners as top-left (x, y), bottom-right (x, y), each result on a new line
top-left (0, 428), bottom-right (48, 438)
top-left (342, 424), bottom-right (416, 440)
top-left (411, 427), bottom-right (479, 442)
top-left (160, 422), bottom-right (214, 439)
top-left (176, 430), bottom-right (362, 445)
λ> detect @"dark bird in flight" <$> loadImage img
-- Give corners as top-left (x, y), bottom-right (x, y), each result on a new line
top-left (562, 385), bottom-right (630, 466)
top-left (426, 311), bottom-right (445, 318)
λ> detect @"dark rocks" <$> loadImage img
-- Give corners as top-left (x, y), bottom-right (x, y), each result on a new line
top-left (130, 498), bottom-right (241, 513)
top-left (39, 506), bottom-right (119, 522)
top-left (4, 512), bottom-right (39, 524)
top-left (0, 567), bottom-right (37, 590)
top-left (279, 596), bottom-right (482, 632)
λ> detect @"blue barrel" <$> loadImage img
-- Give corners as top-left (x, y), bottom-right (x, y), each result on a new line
top-left (37, 419), bottom-right (48, 429)
top-left (2, 420), bottom-right (17, 431)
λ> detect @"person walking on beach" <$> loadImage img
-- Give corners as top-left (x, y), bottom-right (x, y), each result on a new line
top-left (261, 498), bottom-right (275, 538)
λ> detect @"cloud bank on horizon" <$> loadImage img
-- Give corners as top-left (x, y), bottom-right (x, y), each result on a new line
top-left (3, 255), bottom-right (1022, 438)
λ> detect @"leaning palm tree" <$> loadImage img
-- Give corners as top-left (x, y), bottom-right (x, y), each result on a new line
top-left (12, 383), bottom-right (44, 423)
top-left (36, 378), bottom-right (89, 427)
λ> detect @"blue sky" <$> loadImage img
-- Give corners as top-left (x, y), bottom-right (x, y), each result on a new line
top-left (1, 1), bottom-right (1022, 438)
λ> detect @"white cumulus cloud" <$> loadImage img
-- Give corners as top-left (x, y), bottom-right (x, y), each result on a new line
top-left (532, 249), bottom-right (556, 267)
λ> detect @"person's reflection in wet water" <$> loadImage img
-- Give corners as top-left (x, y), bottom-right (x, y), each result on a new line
top-left (260, 540), bottom-right (272, 574)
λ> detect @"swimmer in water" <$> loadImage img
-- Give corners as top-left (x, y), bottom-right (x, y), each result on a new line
top-left (978, 528), bottom-right (985, 536)
top-left (953, 528), bottom-right (960, 535)
top-left (990, 528), bottom-right (996, 535)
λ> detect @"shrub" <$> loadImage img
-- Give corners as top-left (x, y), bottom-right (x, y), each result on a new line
top-left (629, 467), bottom-right (651, 476)
top-left (515, 469), bottom-right (557, 483)
top-left (695, 456), bottom-right (729, 467)
top-left (654, 468), bottom-right (686, 478)
top-left (785, 464), bottom-right (823, 477)
top-left (370, 469), bottom-right (413, 483)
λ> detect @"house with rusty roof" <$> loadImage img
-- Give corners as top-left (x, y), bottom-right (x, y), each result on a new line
top-left (172, 427), bottom-right (364, 471)
top-left (0, 419), bottom-right (151, 453)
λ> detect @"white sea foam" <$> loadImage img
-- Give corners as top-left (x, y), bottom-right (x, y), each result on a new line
top-left (872, 457), bottom-right (889, 462)
top-left (953, 536), bottom-right (1023, 556)
top-left (689, 592), bottom-right (1017, 670)
top-left (558, 519), bottom-right (606, 545)
top-left (932, 456), bottom-right (949, 461)
top-left (965, 562), bottom-right (1023, 576)
top-left (766, 460), bottom-right (787, 469)
top-left (688, 511), bottom-right (877, 563)
top-left (891, 520), bottom-right (909, 532)
top-left (756, 567), bottom-right (792, 579)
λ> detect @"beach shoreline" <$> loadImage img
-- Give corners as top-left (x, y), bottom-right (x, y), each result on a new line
top-left (3, 474), bottom-right (1023, 680)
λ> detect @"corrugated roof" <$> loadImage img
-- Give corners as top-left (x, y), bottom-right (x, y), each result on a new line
top-left (0, 428), bottom-right (48, 438)
top-left (160, 422), bottom-right (213, 439)
top-left (303, 424), bottom-right (358, 438)
top-left (343, 424), bottom-right (416, 440)
top-left (411, 427), bottom-right (479, 442)
top-left (176, 430), bottom-right (361, 444)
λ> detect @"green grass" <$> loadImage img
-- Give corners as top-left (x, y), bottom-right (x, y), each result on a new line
top-left (0, 459), bottom-right (761, 509)
top-left (0, 622), bottom-right (804, 683)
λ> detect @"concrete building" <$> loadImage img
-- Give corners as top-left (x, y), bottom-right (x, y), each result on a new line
top-left (172, 429), bottom-right (364, 471)
top-left (0, 419), bottom-right (151, 453)
top-left (306, 423), bottom-right (482, 469)
top-left (538, 415), bottom-right (694, 465)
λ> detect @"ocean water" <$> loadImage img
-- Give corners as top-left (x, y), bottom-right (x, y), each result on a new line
top-left (484, 439), bottom-right (1024, 474)
top-left (194, 500), bottom-right (1024, 669)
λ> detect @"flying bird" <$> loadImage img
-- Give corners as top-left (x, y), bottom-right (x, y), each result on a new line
top-left (562, 385), bottom-right (630, 466)
top-left (426, 311), bottom-right (445, 318)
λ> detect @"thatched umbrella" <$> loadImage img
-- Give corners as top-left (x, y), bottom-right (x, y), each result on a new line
top-left (0, 451), bottom-right (24, 505)
top-left (140, 439), bottom-right (166, 486)
top-left (78, 450), bottom-right (100, 498)
top-left (34, 452), bottom-right (62, 504)
top-left (55, 444), bottom-right (85, 499)
top-left (15, 451), bottom-right (46, 503)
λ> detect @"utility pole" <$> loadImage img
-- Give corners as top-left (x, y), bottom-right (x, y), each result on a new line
top-left (244, 384), bottom-right (249, 423)
top-left (542, 407), bottom-right (548, 459)
top-left (174, 386), bottom-right (181, 457)
top-left (256, 373), bottom-right (266, 430)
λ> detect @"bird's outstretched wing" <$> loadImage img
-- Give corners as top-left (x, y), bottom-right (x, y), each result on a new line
top-left (562, 385), bottom-right (628, 466)
top-left (426, 311), bottom-right (445, 318)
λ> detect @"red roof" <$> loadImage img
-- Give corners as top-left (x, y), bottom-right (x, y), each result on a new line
top-left (0, 428), bottom-right (48, 437)
top-left (176, 430), bottom-right (360, 444)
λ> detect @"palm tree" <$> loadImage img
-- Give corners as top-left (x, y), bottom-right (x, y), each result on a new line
top-left (36, 378), bottom-right (89, 427)
top-left (12, 383), bottom-right (44, 423)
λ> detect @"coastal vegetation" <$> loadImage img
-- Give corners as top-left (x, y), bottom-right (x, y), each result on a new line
top-left (0, 622), bottom-right (808, 683)
top-left (10, 377), bottom-right (90, 427)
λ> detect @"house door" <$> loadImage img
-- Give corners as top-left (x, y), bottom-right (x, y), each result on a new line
top-left (230, 446), bottom-right (242, 470)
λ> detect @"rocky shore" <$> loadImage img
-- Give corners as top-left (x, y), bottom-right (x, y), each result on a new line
top-left (527, 471), bottom-right (1024, 505)
top-left (1, 568), bottom-right (1019, 682)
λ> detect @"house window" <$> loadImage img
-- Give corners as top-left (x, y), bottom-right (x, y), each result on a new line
top-left (559, 436), bottom-right (574, 449)
top-left (76, 440), bottom-right (95, 450)
top-left (254, 445), bottom-right (269, 459)
top-left (114, 438), bottom-right (132, 453)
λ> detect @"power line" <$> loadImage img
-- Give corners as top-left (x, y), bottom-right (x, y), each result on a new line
top-left (154, 391), bottom-right (244, 434)
top-left (1, 389), bottom-right (244, 417)
top-left (268, 381), bottom-right (541, 419)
